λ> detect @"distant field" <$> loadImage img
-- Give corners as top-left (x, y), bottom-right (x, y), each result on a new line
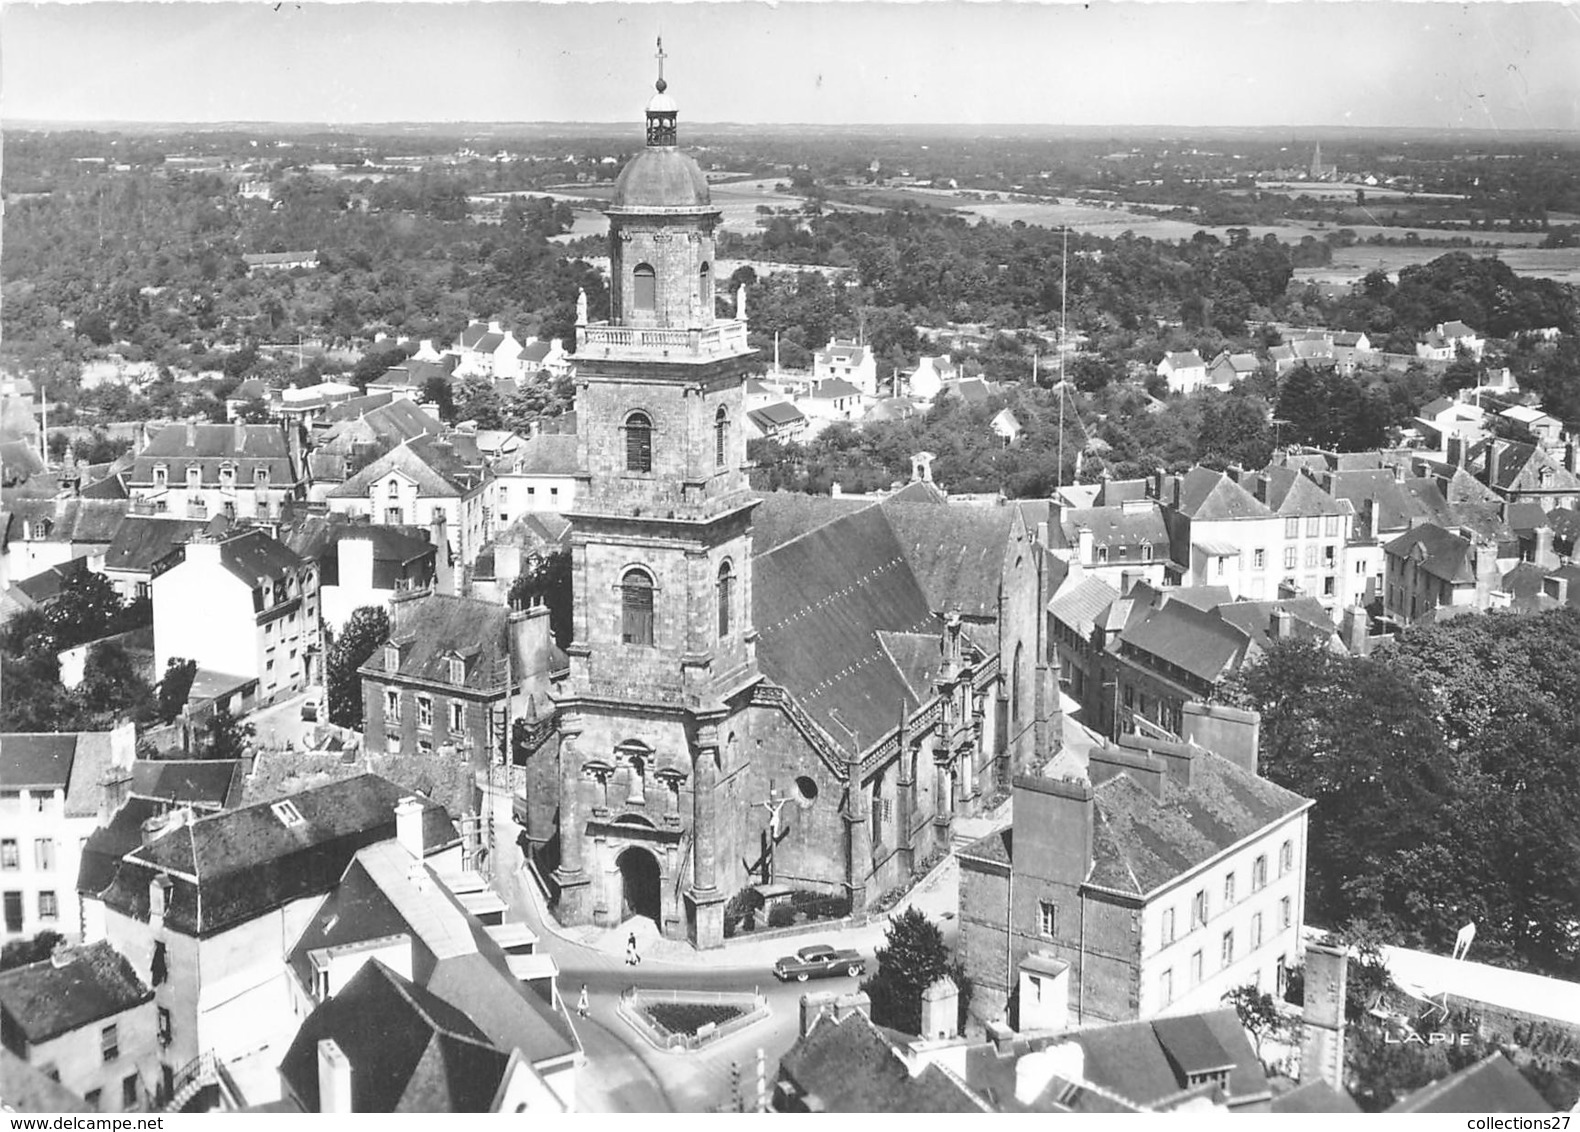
top-left (1297, 245), bottom-right (1580, 285)
top-left (1254, 181), bottom-right (1469, 202)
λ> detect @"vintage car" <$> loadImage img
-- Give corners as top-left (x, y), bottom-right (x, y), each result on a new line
top-left (773, 944), bottom-right (866, 982)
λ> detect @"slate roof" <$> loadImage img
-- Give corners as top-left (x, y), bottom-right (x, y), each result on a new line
top-left (28, 498), bottom-right (130, 544)
top-left (0, 732), bottom-right (78, 790)
top-left (1272, 1079), bottom-right (1362, 1113)
top-left (494, 511), bottom-right (573, 553)
top-left (750, 491), bottom-right (875, 556)
top-left (1176, 468), bottom-right (1272, 521)
top-left (1389, 1052), bottom-right (1551, 1114)
top-left (1086, 749), bottom-right (1311, 897)
top-left (285, 515), bottom-right (434, 580)
top-left (329, 439), bottom-right (476, 500)
top-left (1384, 524), bottom-right (1477, 584)
top-left (881, 500), bottom-right (1010, 619)
top-left (1076, 1010), bottom-right (1265, 1108)
top-left (102, 517), bottom-right (212, 574)
top-left (457, 322), bottom-right (490, 351)
top-left (754, 504), bottom-right (937, 753)
top-left (0, 942), bottom-right (152, 1044)
top-left (1115, 600), bottom-right (1253, 686)
top-left (1048, 576), bottom-right (1121, 638)
top-left (875, 631), bottom-right (944, 701)
top-left (777, 1010), bottom-right (986, 1112)
top-left (1, 1048), bottom-right (93, 1112)
top-left (127, 423), bottom-right (300, 487)
top-left (518, 340), bottom-right (552, 365)
top-left (318, 390), bottom-right (397, 424)
top-left (1215, 598), bottom-right (1338, 649)
top-left (505, 434), bottom-right (578, 476)
top-left (747, 402), bottom-right (807, 430)
top-left (278, 960), bottom-right (513, 1113)
top-left (361, 593), bottom-right (509, 693)
top-left (815, 341), bottom-right (871, 368)
top-left (1062, 504), bottom-right (1171, 560)
top-left (807, 378), bottom-right (861, 400)
top-left (1259, 468), bottom-right (1348, 516)
top-left (1161, 351), bottom-right (1205, 371)
top-left (78, 797), bottom-right (163, 900)
top-left (11, 556), bottom-right (93, 604)
top-left (92, 775), bottom-right (457, 938)
top-left (129, 759), bottom-right (244, 809)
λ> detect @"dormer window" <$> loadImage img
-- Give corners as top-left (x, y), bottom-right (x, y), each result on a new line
top-left (271, 800), bottom-right (304, 827)
top-left (254, 467), bottom-right (268, 486)
top-left (186, 467), bottom-right (201, 490)
top-left (384, 643), bottom-right (401, 671)
top-left (449, 656), bottom-right (466, 684)
top-left (219, 463), bottom-right (235, 487)
top-left (153, 464), bottom-right (168, 488)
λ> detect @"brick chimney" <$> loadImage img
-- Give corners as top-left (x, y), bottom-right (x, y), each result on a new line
top-left (1270, 606), bottom-right (1294, 640)
top-left (185, 421), bottom-right (198, 448)
top-left (1487, 442), bottom-right (1504, 489)
top-left (1446, 436), bottom-right (1465, 468)
top-left (1179, 701), bottom-right (1260, 776)
top-left (394, 796), bottom-right (425, 860)
top-left (1075, 525), bottom-right (1094, 566)
top-left (233, 420), bottom-right (247, 453)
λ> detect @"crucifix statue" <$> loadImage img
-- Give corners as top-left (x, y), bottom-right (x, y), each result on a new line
top-left (655, 35), bottom-right (667, 87)
top-left (750, 783), bottom-right (792, 885)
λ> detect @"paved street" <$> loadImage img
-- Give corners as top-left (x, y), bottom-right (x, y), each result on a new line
top-left (494, 848), bottom-right (966, 1113)
top-left (243, 686), bottom-right (321, 752)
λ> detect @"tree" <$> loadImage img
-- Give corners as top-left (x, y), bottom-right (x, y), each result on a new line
top-left (46, 568), bottom-right (129, 649)
top-left (77, 641), bottom-right (154, 722)
top-left (1223, 984), bottom-right (1299, 1067)
top-left (421, 374), bottom-right (455, 422)
top-left (326, 605), bottom-right (390, 728)
top-left (1, 930), bottom-right (65, 971)
top-left (203, 703), bottom-right (255, 760)
top-left (859, 907), bottom-right (972, 1036)
top-left (233, 397), bottom-right (272, 423)
top-left (506, 549), bottom-right (573, 651)
top-left (455, 373), bottom-right (504, 429)
top-left (1197, 393), bottom-right (1273, 470)
top-left (156, 657), bottom-right (198, 724)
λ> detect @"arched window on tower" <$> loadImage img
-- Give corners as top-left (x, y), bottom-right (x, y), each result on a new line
top-left (633, 263), bottom-right (656, 312)
top-left (699, 261), bottom-right (713, 318)
top-left (624, 411), bottom-right (653, 473)
top-left (714, 406), bottom-right (730, 468)
top-left (717, 559), bottom-right (735, 638)
top-left (621, 568), bottom-right (655, 646)
top-left (1012, 642), bottom-right (1024, 723)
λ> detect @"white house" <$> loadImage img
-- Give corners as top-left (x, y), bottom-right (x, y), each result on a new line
top-left (1157, 351), bottom-right (1208, 395)
top-left (152, 529), bottom-right (321, 702)
top-left (814, 340), bottom-right (878, 398)
top-left (907, 356), bottom-right (957, 403)
top-left (454, 321), bottom-right (525, 381)
top-left (490, 434), bottom-right (579, 526)
top-left (325, 436), bottom-right (491, 566)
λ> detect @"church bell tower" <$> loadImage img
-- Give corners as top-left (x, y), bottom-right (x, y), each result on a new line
top-left (550, 41), bottom-right (760, 948)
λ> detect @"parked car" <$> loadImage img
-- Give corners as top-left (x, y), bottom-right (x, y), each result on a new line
top-left (300, 695), bottom-right (320, 722)
top-left (773, 944), bottom-right (866, 982)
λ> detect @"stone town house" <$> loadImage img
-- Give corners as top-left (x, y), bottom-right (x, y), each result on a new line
top-left (507, 66), bottom-right (1031, 950)
top-left (126, 422), bottom-right (307, 523)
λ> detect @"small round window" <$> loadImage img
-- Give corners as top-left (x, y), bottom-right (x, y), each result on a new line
top-left (795, 776), bottom-right (819, 805)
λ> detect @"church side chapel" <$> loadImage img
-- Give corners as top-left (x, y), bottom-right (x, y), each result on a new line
top-left (509, 45), bottom-right (1048, 949)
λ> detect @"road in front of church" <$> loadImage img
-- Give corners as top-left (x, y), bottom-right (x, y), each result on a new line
top-left (498, 856), bottom-right (963, 1112)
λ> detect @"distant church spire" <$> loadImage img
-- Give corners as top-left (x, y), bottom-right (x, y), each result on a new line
top-left (646, 35), bottom-right (678, 147)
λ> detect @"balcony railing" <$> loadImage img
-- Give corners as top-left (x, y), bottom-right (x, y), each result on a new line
top-left (576, 319), bottom-right (749, 360)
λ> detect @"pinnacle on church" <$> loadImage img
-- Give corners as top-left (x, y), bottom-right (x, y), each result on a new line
top-left (655, 35), bottom-right (667, 93)
top-left (646, 35), bottom-right (678, 147)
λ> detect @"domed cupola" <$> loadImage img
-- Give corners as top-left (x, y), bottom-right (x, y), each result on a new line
top-left (600, 38), bottom-right (728, 331)
top-left (610, 38), bottom-right (711, 212)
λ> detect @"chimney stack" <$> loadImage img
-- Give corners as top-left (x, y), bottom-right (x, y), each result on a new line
top-left (920, 976), bottom-right (960, 1041)
top-left (317, 1038), bottom-right (353, 1114)
top-left (1076, 525), bottom-right (1094, 566)
top-left (185, 421), bottom-right (198, 448)
top-left (1271, 607), bottom-right (1294, 640)
top-left (1300, 941), bottom-right (1347, 1096)
top-left (394, 796), bottom-right (425, 861)
top-left (1012, 775), bottom-right (1093, 885)
top-left (1488, 442), bottom-right (1503, 489)
top-left (234, 419), bottom-right (247, 453)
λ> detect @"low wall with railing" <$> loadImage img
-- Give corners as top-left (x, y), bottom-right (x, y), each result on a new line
top-left (617, 987), bottom-right (770, 1053)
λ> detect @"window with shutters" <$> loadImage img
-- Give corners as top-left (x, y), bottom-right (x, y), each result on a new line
top-left (624, 411), bottom-right (653, 473)
top-left (621, 569), bottom-right (655, 646)
top-left (1039, 900), bottom-right (1058, 938)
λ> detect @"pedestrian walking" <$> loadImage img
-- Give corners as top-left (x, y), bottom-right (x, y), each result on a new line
top-left (626, 931), bottom-right (641, 966)
top-left (577, 984), bottom-right (589, 1018)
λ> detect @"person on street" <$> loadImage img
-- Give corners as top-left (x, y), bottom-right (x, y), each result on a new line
top-left (626, 932), bottom-right (641, 966)
top-left (577, 984), bottom-right (589, 1018)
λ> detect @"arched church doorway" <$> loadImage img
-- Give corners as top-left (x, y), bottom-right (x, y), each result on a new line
top-left (616, 847), bottom-right (662, 923)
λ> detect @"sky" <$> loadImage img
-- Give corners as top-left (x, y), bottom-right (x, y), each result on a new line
top-left (3, 1), bottom-right (1578, 130)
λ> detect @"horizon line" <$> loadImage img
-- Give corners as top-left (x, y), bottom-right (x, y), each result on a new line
top-left (10, 119), bottom-right (1576, 137)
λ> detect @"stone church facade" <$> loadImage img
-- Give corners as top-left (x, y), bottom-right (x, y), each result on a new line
top-left (509, 59), bottom-right (1053, 949)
